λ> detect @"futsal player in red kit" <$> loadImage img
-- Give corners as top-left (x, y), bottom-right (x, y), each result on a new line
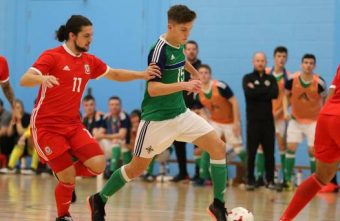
top-left (20, 15), bottom-right (160, 221)
top-left (280, 65), bottom-right (340, 221)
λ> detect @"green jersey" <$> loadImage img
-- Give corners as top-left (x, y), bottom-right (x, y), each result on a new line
top-left (141, 35), bottom-right (187, 121)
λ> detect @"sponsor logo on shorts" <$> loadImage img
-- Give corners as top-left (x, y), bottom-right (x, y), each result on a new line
top-left (146, 146), bottom-right (154, 154)
top-left (44, 146), bottom-right (52, 155)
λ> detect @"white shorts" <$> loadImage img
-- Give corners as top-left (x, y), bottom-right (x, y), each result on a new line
top-left (275, 120), bottom-right (287, 138)
top-left (287, 119), bottom-right (316, 146)
top-left (133, 109), bottom-right (214, 158)
top-left (210, 121), bottom-right (243, 147)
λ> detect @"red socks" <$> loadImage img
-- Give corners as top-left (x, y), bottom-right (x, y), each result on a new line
top-left (280, 174), bottom-right (323, 221)
top-left (55, 182), bottom-right (75, 217)
top-left (74, 161), bottom-right (99, 177)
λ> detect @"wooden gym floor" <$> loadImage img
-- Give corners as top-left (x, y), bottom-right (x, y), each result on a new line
top-left (0, 174), bottom-right (339, 221)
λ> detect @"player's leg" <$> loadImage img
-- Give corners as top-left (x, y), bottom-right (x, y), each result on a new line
top-left (280, 160), bottom-right (339, 221)
top-left (121, 146), bottom-right (132, 165)
top-left (223, 123), bottom-right (246, 166)
top-left (110, 143), bottom-right (121, 172)
top-left (255, 146), bottom-right (265, 183)
top-left (246, 121), bottom-right (261, 190)
top-left (285, 120), bottom-right (302, 189)
top-left (178, 113), bottom-right (227, 221)
top-left (306, 122), bottom-right (317, 174)
top-left (48, 151), bottom-right (76, 219)
top-left (261, 121), bottom-right (275, 188)
top-left (276, 120), bottom-right (287, 182)
top-left (280, 114), bottom-right (340, 220)
top-left (88, 120), bottom-right (175, 221)
top-left (171, 141), bottom-right (189, 182)
top-left (5, 134), bottom-right (26, 172)
top-left (69, 127), bottom-right (106, 177)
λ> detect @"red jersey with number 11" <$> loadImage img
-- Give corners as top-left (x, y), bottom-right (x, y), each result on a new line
top-left (31, 44), bottom-right (109, 127)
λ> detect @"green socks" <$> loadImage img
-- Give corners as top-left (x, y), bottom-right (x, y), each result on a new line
top-left (99, 166), bottom-right (130, 203)
top-left (110, 147), bottom-right (121, 172)
top-left (147, 158), bottom-right (155, 175)
top-left (279, 151), bottom-right (286, 180)
top-left (200, 151), bottom-right (210, 179)
top-left (285, 150), bottom-right (295, 182)
top-left (210, 159), bottom-right (227, 203)
top-left (255, 150), bottom-right (265, 178)
top-left (122, 148), bottom-right (132, 165)
top-left (194, 155), bottom-right (201, 169)
top-left (234, 146), bottom-right (247, 166)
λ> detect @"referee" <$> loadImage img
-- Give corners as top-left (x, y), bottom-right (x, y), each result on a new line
top-left (243, 52), bottom-right (278, 190)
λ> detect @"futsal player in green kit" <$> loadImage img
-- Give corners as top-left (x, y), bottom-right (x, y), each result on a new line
top-left (88, 5), bottom-right (228, 221)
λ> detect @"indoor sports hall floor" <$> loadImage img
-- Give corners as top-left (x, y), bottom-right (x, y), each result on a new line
top-left (0, 175), bottom-right (338, 221)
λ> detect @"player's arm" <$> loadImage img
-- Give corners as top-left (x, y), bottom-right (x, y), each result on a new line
top-left (148, 80), bottom-right (201, 97)
top-left (184, 60), bottom-right (199, 80)
top-left (20, 69), bottom-right (59, 88)
top-left (104, 64), bottom-right (161, 82)
top-left (102, 128), bottom-right (127, 140)
top-left (283, 78), bottom-right (293, 120)
top-left (1, 81), bottom-right (15, 107)
top-left (229, 96), bottom-right (241, 136)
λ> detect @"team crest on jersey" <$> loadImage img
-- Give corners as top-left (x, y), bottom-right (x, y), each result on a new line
top-left (264, 80), bottom-right (271, 86)
top-left (44, 146), bottom-right (52, 155)
top-left (84, 64), bottom-right (90, 74)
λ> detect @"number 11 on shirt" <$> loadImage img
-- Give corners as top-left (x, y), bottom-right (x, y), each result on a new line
top-left (72, 77), bottom-right (82, 92)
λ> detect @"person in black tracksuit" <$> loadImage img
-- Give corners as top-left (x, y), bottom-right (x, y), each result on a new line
top-left (171, 40), bottom-right (202, 182)
top-left (243, 52), bottom-right (278, 190)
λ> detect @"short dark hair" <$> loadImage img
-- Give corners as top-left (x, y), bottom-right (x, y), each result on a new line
top-left (130, 109), bottom-right (141, 119)
top-left (274, 46), bottom-right (288, 56)
top-left (56, 15), bottom-right (92, 42)
top-left (301, 53), bottom-right (316, 64)
top-left (168, 5), bottom-right (196, 24)
top-left (185, 40), bottom-right (199, 49)
top-left (83, 94), bottom-right (95, 102)
top-left (198, 64), bottom-right (212, 73)
top-left (109, 96), bottom-right (121, 103)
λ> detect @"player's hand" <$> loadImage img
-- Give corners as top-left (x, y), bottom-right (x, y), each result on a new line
top-left (184, 80), bottom-right (201, 94)
top-left (247, 82), bottom-right (255, 89)
top-left (284, 112), bottom-right (291, 121)
top-left (143, 63), bottom-right (161, 80)
top-left (232, 121), bottom-right (241, 136)
top-left (41, 76), bottom-right (59, 88)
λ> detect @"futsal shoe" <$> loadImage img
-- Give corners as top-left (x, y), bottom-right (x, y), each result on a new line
top-left (283, 181), bottom-right (294, 191)
top-left (87, 193), bottom-right (106, 221)
top-left (55, 214), bottom-right (73, 221)
top-left (171, 173), bottom-right (190, 183)
top-left (255, 176), bottom-right (265, 188)
top-left (319, 183), bottom-right (339, 193)
top-left (206, 199), bottom-right (228, 221)
top-left (71, 190), bottom-right (77, 203)
top-left (21, 168), bottom-right (36, 175)
top-left (0, 167), bottom-right (16, 174)
top-left (246, 180), bottom-right (256, 191)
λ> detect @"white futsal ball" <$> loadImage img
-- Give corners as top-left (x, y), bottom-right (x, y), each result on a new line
top-left (227, 207), bottom-right (254, 221)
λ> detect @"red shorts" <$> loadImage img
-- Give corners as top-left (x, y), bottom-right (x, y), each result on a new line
top-left (31, 123), bottom-right (103, 172)
top-left (314, 114), bottom-right (340, 163)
